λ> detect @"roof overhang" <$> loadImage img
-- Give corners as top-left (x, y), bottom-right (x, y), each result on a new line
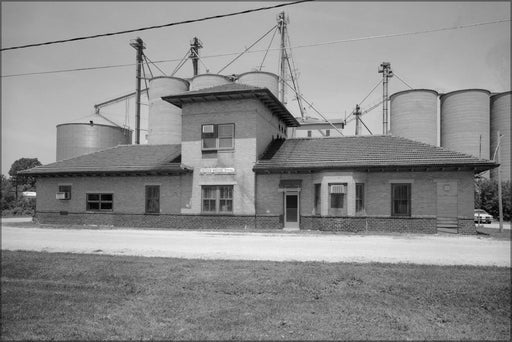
top-left (163, 88), bottom-right (300, 127)
top-left (20, 165), bottom-right (193, 178)
top-left (254, 163), bottom-right (498, 174)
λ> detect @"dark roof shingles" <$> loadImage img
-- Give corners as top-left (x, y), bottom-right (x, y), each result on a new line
top-left (254, 135), bottom-right (497, 172)
top-left (21, 144), bottom-right (189, 175)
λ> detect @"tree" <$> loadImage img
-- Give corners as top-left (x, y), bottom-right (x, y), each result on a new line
top-left (475, 178), bottom-right (511, 221)
top-left (1, 174), bottom-right (15, 210)
top-left (8, 158), bottom-right (41, 200)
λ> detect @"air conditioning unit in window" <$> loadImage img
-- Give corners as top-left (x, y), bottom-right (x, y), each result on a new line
top-left (329, 185), bottom-right (346, 194)
top-left (56, 192), bottom-right (70, 200)
top-left (202, 125), bottom-right (214, 133)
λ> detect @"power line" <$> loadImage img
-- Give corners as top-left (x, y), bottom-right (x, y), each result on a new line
top-left (2, 17), bottom-right (509, 78)
top-left (0, 0), bottom-right (313, 52)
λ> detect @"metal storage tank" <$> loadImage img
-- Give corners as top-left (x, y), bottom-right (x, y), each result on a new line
top-left (148, 76), bottom-right (189, 145)
top-left (236, 71), bottom-right (279, 98)
top-left (189, 74), bottom-right (231, 91)
top-left (440, 89), bottom-right (490, 159)
top-left (56, 115), bottom-right (132, 161)
top-left (490, 91), bottom-right (511, 181)
top-left (390, 89), bottom-right (438, 146)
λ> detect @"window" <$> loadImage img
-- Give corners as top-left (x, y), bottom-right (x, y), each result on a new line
top-left (325, 129), bottom-right (330, 137)
top-left (329, 184), bottom-right (346, 209)
top-left (145, 185), bottom-right (160, 214)
top-left (202, 185), bottom-right (233, 213)
top-left (202, 124), bottom-right (234, 150)
top-left (356, 183), bottom-right (365, 213)
top-left (57, 185), bottom-right (71, 200)
top-left (314, 184), bottom-right (321, 215)
top-left (391, 183), bottom-right (411, 216)
top-left (86, 193), bottom-right (113, 211)
top-left (307, 130), bottom-right (312, 137)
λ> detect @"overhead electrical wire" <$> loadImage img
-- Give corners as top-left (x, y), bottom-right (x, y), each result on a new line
top-left (0, 0), bottom-right (313, 52)
top-left (2, 18), bottom-right (509, 79)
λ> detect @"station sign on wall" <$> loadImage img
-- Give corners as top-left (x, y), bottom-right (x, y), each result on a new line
top-left (199, 167), bottom-right (236, 175)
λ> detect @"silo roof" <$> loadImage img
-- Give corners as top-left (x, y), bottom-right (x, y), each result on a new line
top-left (56, 114), bottom-right (126, 128)
top-left (20, 144), bottom-right (191, 177)
top-left (162, 83), bottom-right (300, 127)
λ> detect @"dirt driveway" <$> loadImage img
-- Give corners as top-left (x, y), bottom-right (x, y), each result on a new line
top-left (1, 224), bottom-right (509, 266)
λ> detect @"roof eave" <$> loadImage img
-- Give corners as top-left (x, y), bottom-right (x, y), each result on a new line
top-left (162, 88), bottom-right (300, 127)
top-left (253, 162), bottom-right (498, 174)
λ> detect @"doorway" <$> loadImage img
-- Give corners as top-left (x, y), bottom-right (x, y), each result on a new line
top-left (284, 191), bottom-right (299, 229)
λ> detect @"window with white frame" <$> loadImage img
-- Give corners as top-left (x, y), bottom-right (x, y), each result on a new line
top-left (201, 124), bottom-right (234, 151)
top-left (202, 185), bottom-right (233, 213)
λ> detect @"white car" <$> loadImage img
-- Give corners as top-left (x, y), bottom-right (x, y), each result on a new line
top-left (474, 209), bottom-right (493, 224)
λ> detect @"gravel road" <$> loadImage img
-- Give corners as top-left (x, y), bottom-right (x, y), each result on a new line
top-left (1, 224), bottom-right (509, 266)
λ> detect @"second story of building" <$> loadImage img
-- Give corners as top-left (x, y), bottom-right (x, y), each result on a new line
top-left (163, 83), bottom-right (299, 171)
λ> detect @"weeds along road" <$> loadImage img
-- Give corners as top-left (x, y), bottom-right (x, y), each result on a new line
top-left (2, 225), bottom-right (510, 267)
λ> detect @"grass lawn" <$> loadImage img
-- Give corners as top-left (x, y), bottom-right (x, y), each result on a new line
top-left (1, 251), bottom-right (510, 340)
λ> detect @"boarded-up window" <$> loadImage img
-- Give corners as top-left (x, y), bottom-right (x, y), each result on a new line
top-left (391, 183), bottom-right (411, 216)
top-left (145, 185), bottom-right (160, 214)
top-left (356, 183), bottom-right (365, 213)
top-left (314, 184), bottom-right (321, 215)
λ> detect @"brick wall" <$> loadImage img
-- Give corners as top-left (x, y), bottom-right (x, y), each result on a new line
top-left (180, 98), bottom-right (285, 216)
top-left (36, 175), bottom-right (183, 214)
top-left (35, 211), bottom-right (281, 230)
top-left (300, 215), bottom-right (437, 234)
top-left (458, 218), bottom-right (476, 235)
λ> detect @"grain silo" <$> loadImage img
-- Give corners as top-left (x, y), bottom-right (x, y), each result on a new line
top-left (236, 71), bottom-right (279, 98)
top-left (490, 91), bottom-right (511, 181)
top-left (389, 89), bottom-right (438, 146)
top-left (440, 89), bottom-right (490, 159)
top-left (189, 74), bottom-right (231, 91)
top-left (147, 77), bottom-right (189, 145)
top-left (56, 115), bottom-right (132, 161)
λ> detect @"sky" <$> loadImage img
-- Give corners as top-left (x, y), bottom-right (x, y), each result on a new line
top-left (1, 1), bottom-right (510, 175)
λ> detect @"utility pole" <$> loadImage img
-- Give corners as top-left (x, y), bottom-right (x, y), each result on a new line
top-left (354, 104), bottom-right (362, 136)
top-left (277, 11), bottom-right (288, 104)
top-left (496, 131), bottom-right (504, 232)
top-left (190, 37), bottom-right (203, 76)
top-left (130, 37), bottom-right (145, 144)
top-left (378, 62), bottom-right (393, 135)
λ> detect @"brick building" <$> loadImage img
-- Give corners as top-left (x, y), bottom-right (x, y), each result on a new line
top-left (22, 83), bottom-right (497, 234)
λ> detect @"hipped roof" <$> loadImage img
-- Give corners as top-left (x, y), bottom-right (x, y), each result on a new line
top-left (20, 144), bottom-right (191, 177)
top-left (254, 135), bottom-right (498, 173)
top-left (162, 83), bottom-right (300, 127)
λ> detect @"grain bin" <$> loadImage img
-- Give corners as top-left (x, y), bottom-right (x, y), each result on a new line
top-left (236, 71), bottom-right (279, 98)
top-left (390, 89), bottom-right (438, 146)
top-left (56, 115), bottom-right (132, 161)
top-left (440, 89), bottom-right (490, 159)
top-left (490, 91), bottom-right (511, 181)
top-left (147, 76), bottom-right (189, 145)
top-left (189, 74), bottom-right (231, 91)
